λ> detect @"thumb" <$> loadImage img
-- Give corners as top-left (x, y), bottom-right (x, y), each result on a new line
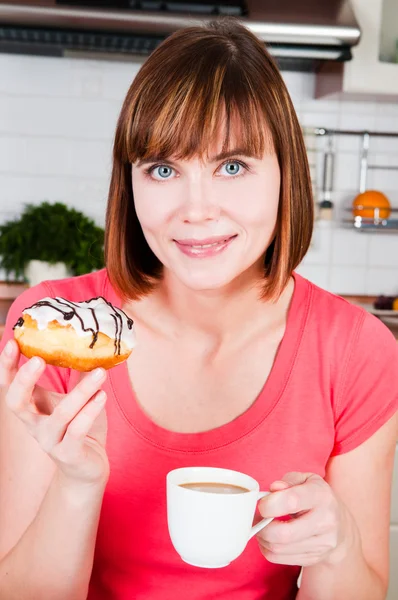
top-left (260, 472), bottom-right (315, 519)
top-left (269, 480), bottom-right (291, 492)
top-left (269, 472), bottom-right (312, 492)
top-left (0, 339), bottom-right (20, 387)
top-left (274, 471), bottom-right (314, 489)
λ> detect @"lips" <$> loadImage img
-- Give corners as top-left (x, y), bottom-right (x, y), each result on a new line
top-left (173, 234), bottom-right (237, 258)
top-left (174, 235), bottom-right (237, 247)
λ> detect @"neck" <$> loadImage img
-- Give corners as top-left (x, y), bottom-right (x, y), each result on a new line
top-left (144, 266), bottom-right (294, 343)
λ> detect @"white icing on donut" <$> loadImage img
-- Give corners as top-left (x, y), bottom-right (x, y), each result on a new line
top-left (17, 296), bottom-right (136, 354)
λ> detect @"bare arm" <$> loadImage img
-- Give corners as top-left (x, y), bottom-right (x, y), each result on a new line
top-left (0, 341), bottom-right (109, 600)
top-left (297, 413), bottom-right (397, 600)
top-left (257, 414), bottom-right (397, 600)
top-left (0, 471), bottom-right (107, 600)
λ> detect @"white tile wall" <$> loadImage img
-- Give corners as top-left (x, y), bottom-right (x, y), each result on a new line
top-left (0, 54), bottom-right (397, 295)
top-left (329, 265), bottom-right (368, 295)
top-left (366, 268), bottom-right (398, 295)
top-left (368, 235), bottom-right (398, 268)
top-left (282, 73), bottom-right (398, 297)
top-left (331, 229), bottom-right (369, 267)
top-left (295, 264), bottom-right (330, 290)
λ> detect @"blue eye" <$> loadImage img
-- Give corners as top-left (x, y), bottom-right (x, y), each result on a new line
top-left (219, 161), bottom-right (243, 176)
top-left (151, 165), bottom-right (174, 180)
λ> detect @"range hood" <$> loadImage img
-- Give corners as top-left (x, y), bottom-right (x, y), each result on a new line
top-left (0, 0), bottom-right (361, 71)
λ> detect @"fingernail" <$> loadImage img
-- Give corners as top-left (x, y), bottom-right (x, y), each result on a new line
top-left (272, 480), bottom-right (289, 487)
top-left (91, 368), bottom-right (105, 381)
top-left (28, 357), bottom-right (42, 372)
top-left (4, 341), bottom-right (14, 357)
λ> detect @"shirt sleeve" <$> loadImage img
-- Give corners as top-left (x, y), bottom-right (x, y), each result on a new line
top-left (331, 310), bottom-right (398, 456)
top-left (0, 282), bottom-right (69, 394)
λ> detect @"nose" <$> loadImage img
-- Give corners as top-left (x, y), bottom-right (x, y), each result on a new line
top-left (179, 179), bottom-right (220, 224)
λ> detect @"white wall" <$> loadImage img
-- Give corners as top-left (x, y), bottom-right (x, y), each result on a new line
top-left (293, 73), bottom-right (398, 296)
top-left (0, 52), bottom-right (398, 296)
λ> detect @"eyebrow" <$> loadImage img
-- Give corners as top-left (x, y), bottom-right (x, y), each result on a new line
top-left (136, 148), bottom-right (258, 168)
top-left (209, 148), bottom-right (259, 162)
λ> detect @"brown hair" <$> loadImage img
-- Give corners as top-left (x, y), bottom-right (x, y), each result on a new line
top-left (105, 18), bottom-right (313, 301)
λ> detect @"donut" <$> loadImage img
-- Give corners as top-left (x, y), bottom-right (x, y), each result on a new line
top-left (13, 296), bottom-right (136, 371)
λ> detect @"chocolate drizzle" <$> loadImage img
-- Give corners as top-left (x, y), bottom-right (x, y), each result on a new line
top-left (13, 317), bottom-right (24, 329)
top-left (56, 299), bottom-right (99, 349)
top-left (111, 313), bottom-right (119, 355)
top-left (13, 296), bottom-right (134, 356)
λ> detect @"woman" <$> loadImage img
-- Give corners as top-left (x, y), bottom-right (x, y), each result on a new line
top-left (0, 18), bottom-right (397, 600)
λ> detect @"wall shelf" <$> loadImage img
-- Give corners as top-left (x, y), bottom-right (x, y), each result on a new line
top-left (342, 214), bottom-right (398, 233)
top-left (303, 127), bottom-right (398, 233)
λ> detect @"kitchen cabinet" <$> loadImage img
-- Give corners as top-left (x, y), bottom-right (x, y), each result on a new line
top-left (316, 0), bottom-right (398, 101)
top-left (387, 445), bottom-right (398, 600)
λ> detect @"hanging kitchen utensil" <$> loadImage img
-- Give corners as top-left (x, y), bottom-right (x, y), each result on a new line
top-left (319, 133), bottom-right (335, 220)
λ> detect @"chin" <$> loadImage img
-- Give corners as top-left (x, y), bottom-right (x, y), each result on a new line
top-left (173, 268), bottom-right (242, 292)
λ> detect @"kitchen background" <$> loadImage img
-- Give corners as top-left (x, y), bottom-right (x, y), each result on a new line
top-left (0, 51), bottom-right (398, 295)
top-left (0, 1), bottom-right (397, 599)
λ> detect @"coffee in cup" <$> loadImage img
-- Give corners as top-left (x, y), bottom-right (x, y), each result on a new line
top-left (179, 482), bottom-right (249, 494)
top-left (167, 466), bottom-right (273, 569)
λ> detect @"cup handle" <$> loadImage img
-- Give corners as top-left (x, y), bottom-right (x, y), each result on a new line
top-left (248, 491), bottom-right (273, 540)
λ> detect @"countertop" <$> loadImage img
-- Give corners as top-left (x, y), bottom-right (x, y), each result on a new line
top-left (0, 281), bottom-right (27, 340)
top-left (342, 295), bottom-right (398, 340)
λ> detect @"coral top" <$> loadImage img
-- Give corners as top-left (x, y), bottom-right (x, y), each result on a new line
top-left (1, 269), bottom-right (397, 600)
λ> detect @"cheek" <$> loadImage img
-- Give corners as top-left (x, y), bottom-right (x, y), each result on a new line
top-left (226, 173), bottom-right (280, 229)
top-left (253, 169), bottom-right (280, 226)
top-left (250, 194), bottom-right (279, 224)
top-left (133, 178), bottom-right (176, 231)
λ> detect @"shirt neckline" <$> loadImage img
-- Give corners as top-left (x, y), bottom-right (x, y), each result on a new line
top-left (106, 272), bottom-right (311, 453)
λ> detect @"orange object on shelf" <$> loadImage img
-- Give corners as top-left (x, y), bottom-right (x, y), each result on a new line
top-left (352, 190), bottom-right (391, 219)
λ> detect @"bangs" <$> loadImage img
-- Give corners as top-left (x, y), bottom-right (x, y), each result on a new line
top-left (121, 44), bottom-right (274, 164)
top-left (106, 20), bottom-right (313, 303)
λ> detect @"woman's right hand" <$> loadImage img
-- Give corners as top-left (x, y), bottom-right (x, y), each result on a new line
top-left (0, 339), bottom-right (110, 487)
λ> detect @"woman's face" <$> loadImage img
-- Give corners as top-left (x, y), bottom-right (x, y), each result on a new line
top-left (132, 134), bottom-right (280, 292)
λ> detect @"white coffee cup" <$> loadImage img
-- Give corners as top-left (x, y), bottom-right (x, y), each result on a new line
top-left (166, 466), bottom-right (273, 568)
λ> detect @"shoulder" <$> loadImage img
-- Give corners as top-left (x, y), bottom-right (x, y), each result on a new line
top-left (293, 275), bottom-right (397, 454)
top-left (40, 268), bottom-right (109, 301)
top-left (298, 273), bottom-right (366, 323)
top-left (296, 273), bottom-right (395, 347)
top-left (295, 274), bottom-right (397, 378)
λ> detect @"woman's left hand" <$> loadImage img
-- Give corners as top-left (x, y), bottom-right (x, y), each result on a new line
top-left (257, 472), bottom-right (354, 567)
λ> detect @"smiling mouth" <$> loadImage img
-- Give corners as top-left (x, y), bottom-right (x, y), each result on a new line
top-left (174, 235), bottom-right (237, 246)
top-left (173, 234), bottom-right (238, 258)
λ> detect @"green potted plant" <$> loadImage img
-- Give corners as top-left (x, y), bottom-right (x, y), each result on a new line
top-left (0, 201), bottom-right (105, 286)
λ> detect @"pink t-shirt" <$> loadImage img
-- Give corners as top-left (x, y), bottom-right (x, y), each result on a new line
top-left (1, 268), bottom-right (397, 600)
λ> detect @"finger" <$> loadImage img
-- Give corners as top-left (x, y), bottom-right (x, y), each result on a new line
top-left (61, 390), bottom-right (107, 456)
top-left (5, 356), bottom-right (46, 424)
top-left (0, 340), bottom-right (20, 386)
top-left (258, 510), bottom-right (332, 545)
top-left (259, 474), bottom-right (325, 518)
top-left (37, 368), bottom-right (107, 450)
top-left (32, 387), bottom-right (63, 416)
top-left (269, 480), bottom-right (291, 492)
top-left (258, 533), bottom-right (330, 556)
top-left (279, 472), bottom-right (314, 486)
top-left (259, 546), bottom-right (321, 567)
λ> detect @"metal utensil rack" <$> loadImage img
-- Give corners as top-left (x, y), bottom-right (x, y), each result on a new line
top-left (304, 127), bottom-right (398, 233)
